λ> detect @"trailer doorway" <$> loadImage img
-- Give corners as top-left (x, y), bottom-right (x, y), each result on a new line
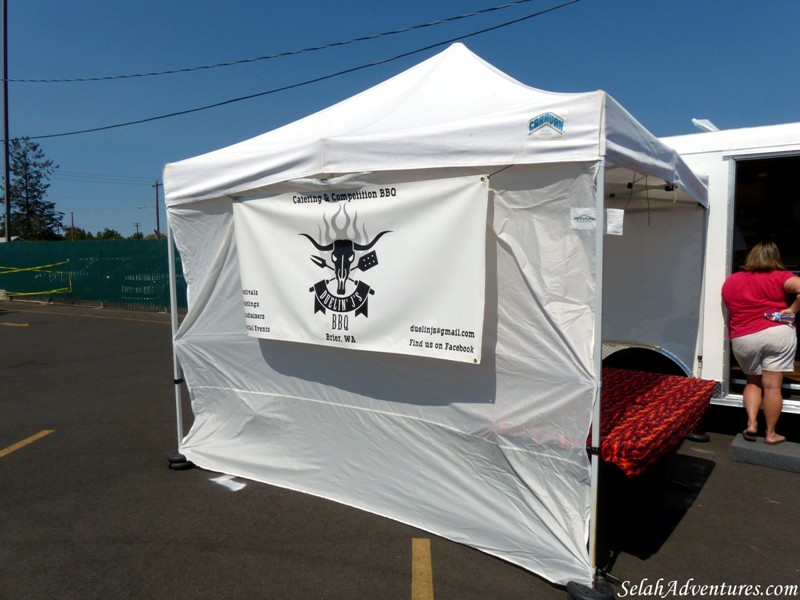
top-left (730, 155), bottom-right (800, 402)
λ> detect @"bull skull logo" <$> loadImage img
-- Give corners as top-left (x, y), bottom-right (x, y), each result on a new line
top-left (301, 204), bottom-right (390, 317)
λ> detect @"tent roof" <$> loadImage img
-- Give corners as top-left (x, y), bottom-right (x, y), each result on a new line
top-left (164, 43), bottom-right (706, 206)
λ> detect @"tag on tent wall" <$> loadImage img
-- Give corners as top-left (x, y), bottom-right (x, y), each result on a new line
top-left (569, 208), bottom-right (624, 235)
top-left (232, 175), bottom-right (489, 364)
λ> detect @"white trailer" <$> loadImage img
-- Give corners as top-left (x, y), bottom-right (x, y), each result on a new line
top-left (658, 122), bottom-right (800, 414)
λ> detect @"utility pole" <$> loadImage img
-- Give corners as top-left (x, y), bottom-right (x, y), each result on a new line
top-left (3, 0), bottom-right (10, 242)
top-left (134, 222), bottom-right (140, 237)
top-left (152, 180), bottom-right (162, 238)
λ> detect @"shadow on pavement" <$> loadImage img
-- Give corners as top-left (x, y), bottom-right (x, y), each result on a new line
top-left (595, 451), bottom-right (715, 574)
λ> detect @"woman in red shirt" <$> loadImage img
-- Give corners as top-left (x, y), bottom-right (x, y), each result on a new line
top-left (721, 242), bottom-right (800, 444)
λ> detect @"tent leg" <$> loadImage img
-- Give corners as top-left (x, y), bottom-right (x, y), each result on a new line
top-left (166, 220), bottom-right (193, 471)
top-left (686, 415), bottom-right (711, 442)
top-left (566, 163), bottom-right (615, 599)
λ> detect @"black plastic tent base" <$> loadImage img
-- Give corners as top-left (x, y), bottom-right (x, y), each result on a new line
top-left (167, 451), bottom-right (194, 471)
top-left (566, 577), bottom-right (615, 599)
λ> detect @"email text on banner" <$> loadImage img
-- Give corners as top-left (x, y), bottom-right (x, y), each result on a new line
top-left (408, 324), bottom-right (477, 356)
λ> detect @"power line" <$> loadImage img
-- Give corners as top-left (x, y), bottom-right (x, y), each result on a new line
top-left (9, 0), bottom-right (541, 84)
top-left (53, 170), bottom-right (153, 185)
top-left (56, 203), bottom-right (151, 210)
top-left (29, 0), bottom-right (581, 141)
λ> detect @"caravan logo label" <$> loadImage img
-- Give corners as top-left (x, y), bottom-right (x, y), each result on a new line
top-left (301, 204), bottom-right (390, 319)
top-left (528, 111), bottom-right (566, 139)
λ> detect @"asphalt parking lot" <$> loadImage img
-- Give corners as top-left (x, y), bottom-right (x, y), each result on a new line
top-left (2, 301), bottom-right (799, 599)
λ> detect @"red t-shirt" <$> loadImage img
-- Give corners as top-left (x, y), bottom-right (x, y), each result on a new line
top-left (721, 270), bottom-right (794, 339)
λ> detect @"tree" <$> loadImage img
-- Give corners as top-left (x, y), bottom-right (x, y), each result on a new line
top-left (96, 227), bottom-right (123, 240)
top-left (67, 226), bottom-right (95, 240)
top-left (2, 137), bottom-right (63, 240)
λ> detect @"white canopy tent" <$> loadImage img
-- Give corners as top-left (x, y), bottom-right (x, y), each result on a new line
top-left (164, 43), bottom-right (707, 587)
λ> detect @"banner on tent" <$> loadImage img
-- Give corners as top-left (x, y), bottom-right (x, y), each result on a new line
top-left (232, 175), bottom-right (488, 363)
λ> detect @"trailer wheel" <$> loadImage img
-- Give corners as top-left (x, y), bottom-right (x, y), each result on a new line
top-left (602, 347), bottom-right (685, 376)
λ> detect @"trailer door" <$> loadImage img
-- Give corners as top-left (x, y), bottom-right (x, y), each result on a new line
top-left (730, 155), bottom-right (800, 407)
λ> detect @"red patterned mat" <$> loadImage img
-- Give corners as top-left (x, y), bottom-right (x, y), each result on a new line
top-left (597, 367), bottom-right (717, 478)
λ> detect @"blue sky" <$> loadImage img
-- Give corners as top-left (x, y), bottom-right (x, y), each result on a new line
top-left (8, 0), bottom-right (800, 237)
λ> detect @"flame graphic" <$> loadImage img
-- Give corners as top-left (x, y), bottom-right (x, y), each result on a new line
top-left (317, 204), bottom-right (370, 244)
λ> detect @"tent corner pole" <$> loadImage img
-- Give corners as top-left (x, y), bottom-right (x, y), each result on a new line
top-left (166, 219), bottom-right (193, 470)
top-left (567, 162), bottom-right (613, 599)
top-left (589, 160), bottom-right (606, 588)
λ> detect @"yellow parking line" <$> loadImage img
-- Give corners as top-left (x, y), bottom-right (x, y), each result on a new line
top-left (411, 538), bottom-right (434, 600)
top-left (0, 430), bottom-right (55, 458)
top-left (1, 322), bottom-right (30, 327)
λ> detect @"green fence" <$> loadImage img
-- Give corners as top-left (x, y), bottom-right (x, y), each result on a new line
top-left (0, 240), bottom-right (187, 311)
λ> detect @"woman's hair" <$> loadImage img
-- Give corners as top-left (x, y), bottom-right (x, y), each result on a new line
top-left (742, 241), bottom-right (785, 272)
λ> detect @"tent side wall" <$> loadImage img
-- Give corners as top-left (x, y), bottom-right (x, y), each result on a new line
top-left (601, 199), bottom-right (708, 374)
top-left (167, 164), bottom-right (600, 586)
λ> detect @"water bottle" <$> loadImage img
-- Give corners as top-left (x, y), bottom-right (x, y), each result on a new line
top-left (764, 311), bottom-right (795, 324)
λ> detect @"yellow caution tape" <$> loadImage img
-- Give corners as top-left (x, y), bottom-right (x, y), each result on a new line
top-left (0, 259), bottom-right (72, 295)
top-left (0, 259), bottom-right (70, 274)
top-left (8, 284), bottom-right (72, 296)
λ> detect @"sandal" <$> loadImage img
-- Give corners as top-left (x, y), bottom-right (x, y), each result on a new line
top-left (766, 436), bottom-right (787, 445)
top-left (742, 430), bottom-right (758, 442)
